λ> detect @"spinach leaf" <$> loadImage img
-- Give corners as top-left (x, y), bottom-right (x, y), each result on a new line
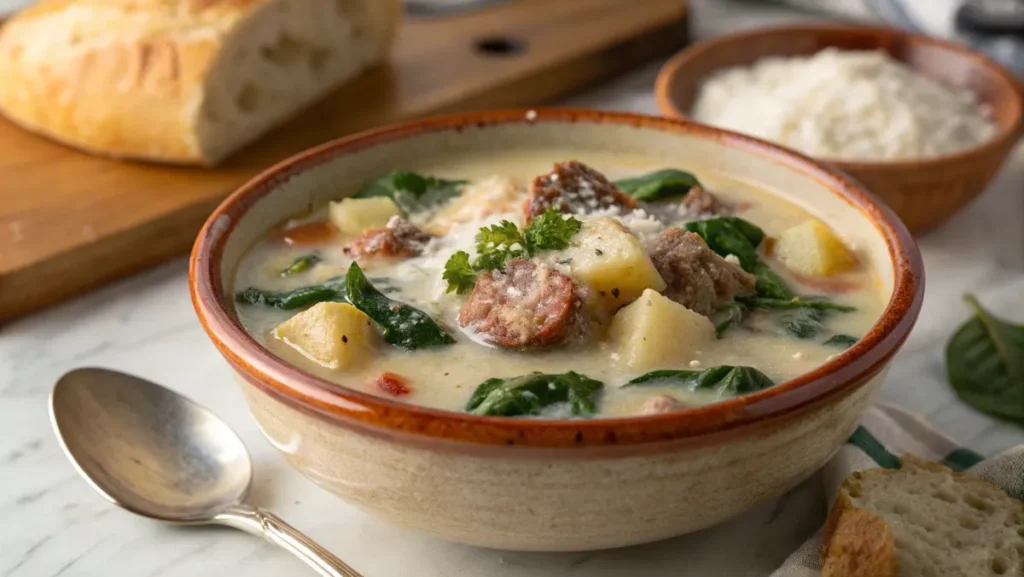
top-left (615, 169), bottom-right (701, 202)
top-left (714, 302), bottom-right (746, 337)
top-left (739, 296), bottom-right (854, 340)
top-left (946, 294), bottom-right (1024, 422)
top-left (824, 334), bottom-right (858, 349)
top-left (465, 372), bottom-right (604, 417)
top-left (738, 296), bottom-right (856, 313)
top-left (280, 254), bottom-right (321, 277)
top-left (685, 218), bottom-right (760, 269)
top-left (624, 365), bottom-right (774, 395)
top-left (235, 276), bottom-right (346, 310)
top-left (685, 217), bottom-right (794, 299)
top-left (354, 171), bottom-right (466, 216)
top-left (345, 262), bottom-right (455, 350)
top-left (750, 262), bottom-right (796, 300)
top-left (780, 308), bottom-right (826, 339)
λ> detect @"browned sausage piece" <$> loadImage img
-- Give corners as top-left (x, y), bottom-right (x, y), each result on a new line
top-left (639, 394), bottom-right (684, 415)
top-left (681, 185), bottom-right (722, 216)
top-left (458, 259), bottom-right (583, 348)
top-left (525, 161), bottom-right (638, 222)
top-left (649, 228), bottom-right (756, 317)
top-left (345, 217), bottom-right (433, 259)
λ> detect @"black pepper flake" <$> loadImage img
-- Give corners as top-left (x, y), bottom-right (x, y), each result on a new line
top-left (611, 288), bottom-right (620, 298)
top-left (599, 291), bottom-right (607, 297)
top-left (595, 249), bottom-right (604, 256)
top-left (342, 335), bottom-right (349, 343)
top-left (444, 372), bottom-right (450, 376)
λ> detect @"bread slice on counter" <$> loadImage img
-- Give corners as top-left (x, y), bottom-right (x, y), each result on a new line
top-left (0, 0), bottom-right (400, 165)
top-left (822, 455), bottom-right (1024, 577)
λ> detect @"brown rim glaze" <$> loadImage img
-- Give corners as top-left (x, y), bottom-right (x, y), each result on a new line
top-left (190, 108), bottom-right (924, 448)
top-left (655, 23), bottom-right (1024, 169)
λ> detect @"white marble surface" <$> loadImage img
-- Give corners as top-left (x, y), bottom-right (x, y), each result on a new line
top-left (3, 2), bottom-right (1024, 576)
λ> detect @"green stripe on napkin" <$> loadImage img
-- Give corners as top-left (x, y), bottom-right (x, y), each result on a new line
top-left (940, 447), bottom-right (986, 472)
top-left (847, 425), bottom-right (901, 469)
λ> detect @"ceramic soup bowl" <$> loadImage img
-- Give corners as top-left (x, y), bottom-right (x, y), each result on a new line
top-left (190, 109), bottom-right (923, 552)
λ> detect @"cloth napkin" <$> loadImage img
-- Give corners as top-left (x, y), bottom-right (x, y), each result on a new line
top-left (771, 402), bottom-right (1024, 577)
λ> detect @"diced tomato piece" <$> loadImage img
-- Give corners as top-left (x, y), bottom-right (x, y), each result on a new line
top-left (376, 372), bottom-right (411, 396)
top-left (274, 221), bottom-right (339, 245)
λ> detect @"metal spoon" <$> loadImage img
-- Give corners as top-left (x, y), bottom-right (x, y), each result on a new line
top-left (49, 367), bottom-right (363, 577)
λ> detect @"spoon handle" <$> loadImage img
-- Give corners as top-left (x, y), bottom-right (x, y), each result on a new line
top-left (216, 504), bottom-right (363, 577)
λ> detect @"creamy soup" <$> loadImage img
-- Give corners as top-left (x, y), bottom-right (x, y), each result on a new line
top-left (233, 151), bottom-right (885, 418)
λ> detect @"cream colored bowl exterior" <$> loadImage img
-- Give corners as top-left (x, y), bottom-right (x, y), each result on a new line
top-left (205, 115), bottom-right (909, 552)
top-left (238, 369), bottom-right (885, 551)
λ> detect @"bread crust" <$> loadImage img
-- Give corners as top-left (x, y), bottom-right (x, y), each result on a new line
top-left (0, 0), bottom-right (399, 165)
top-left (821, 455), bottom-right (1023, 577)
top-left (821, 490), bottom-right (898, 577)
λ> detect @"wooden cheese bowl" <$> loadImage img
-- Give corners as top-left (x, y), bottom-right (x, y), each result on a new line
top-left (655, 24), bottom-right (1024, 234)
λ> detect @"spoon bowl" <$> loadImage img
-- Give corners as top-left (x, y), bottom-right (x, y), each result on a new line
top-left (50, 367), bottom-right (362, 577)
top-left (51, 368), bottom-right (252, 523)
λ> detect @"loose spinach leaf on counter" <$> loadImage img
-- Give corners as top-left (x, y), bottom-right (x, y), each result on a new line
top-left (624, 365), bottom-right (774, 395)
top-left (354, 171), bottom-right (467, 216)
top-left (684, 217), bottom-right (794, 299)
top-left (824, 334), bottom-right (858, 349)
top-left (615, 169), bottom-right (701, 202)
top-left (466, 372), bottom-right (604, 417)
top-left (235, 276), bottom-right (347, 310)
top-left (345, 262), bottom-right (455, 350)
top-left (946, 294), bottom-right (1024, 422)
top-left (280, 254), bottom-right (321, 277)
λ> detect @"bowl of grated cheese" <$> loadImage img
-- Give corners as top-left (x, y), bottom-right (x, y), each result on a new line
top-left (656, 24), bottom-right (1023, 233)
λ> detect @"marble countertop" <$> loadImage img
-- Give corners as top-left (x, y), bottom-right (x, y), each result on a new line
top-left (3, 2), bottom-right (1024, 576)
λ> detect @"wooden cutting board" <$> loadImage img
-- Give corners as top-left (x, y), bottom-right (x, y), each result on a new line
top-left (0, 0), bottom-right (689, 322)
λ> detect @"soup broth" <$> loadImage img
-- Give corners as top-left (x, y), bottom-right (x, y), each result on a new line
top-left (233, 151), bottom-right (885, 418)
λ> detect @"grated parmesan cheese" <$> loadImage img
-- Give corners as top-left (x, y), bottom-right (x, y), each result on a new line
top-left (692, 48), bottom-right (997, 161)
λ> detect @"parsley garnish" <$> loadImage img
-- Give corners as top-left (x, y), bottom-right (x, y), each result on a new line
top-left (473, 220), bottom-right (526, 271)
top-left (442, 208), bottom-right (583, 294)
top-left (443, 251), bottom-right (478, 295)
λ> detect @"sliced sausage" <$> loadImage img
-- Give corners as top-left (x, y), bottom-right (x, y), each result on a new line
top-left (345, 216), bottom-right (433, 259)
top-left (639, 394), bottom-right (684, 415)
top-left (649, 228), bottom-right (756, 317)
top-left (525, 161), bottom-right (637, 222)
top-left (458, 259), bottom-right (583, 348)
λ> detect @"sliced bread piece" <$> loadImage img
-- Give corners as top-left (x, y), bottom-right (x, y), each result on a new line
top-left (822, 455), bottom-right (1024, 577)
top-left (0, 0), bottom-right (400, 165)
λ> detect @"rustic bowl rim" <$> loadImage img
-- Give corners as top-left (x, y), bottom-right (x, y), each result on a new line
top-left (189, 108), bottom-right (924, 448)
top-left (654, 23), bottom-right (1024, 171)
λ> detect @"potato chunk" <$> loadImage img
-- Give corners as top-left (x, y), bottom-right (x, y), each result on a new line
top-left (273, 302), bottom-right (378, 369)
top-left (562, 217), bottom-right (666, 313)
top-left (609, 289), bottom-right (715, 370)
top-left (329, 197), bottom-right (401, 236)
top-left (775, 219), bottom-right (857, 277)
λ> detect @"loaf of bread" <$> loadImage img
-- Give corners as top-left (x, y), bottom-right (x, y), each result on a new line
top-left (822, 455), bottom-right (1024, 577)
top-left (0, 0), bottom-right (400, 165)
